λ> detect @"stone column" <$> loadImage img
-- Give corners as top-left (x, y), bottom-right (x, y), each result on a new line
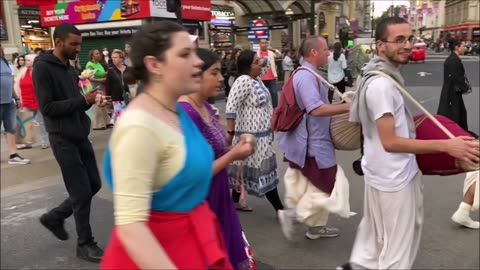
top-left (2, 0), bottom-right (23, 58)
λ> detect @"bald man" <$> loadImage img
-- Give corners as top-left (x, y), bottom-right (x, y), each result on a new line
top-left (278, 36), bottom-right (350, 241)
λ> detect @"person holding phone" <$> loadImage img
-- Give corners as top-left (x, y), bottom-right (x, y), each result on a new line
top-left (33, 23), bottom-right (111, 263)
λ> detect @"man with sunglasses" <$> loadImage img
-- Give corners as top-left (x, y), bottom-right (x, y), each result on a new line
top-left (337, 17), bottom-right (479, 270)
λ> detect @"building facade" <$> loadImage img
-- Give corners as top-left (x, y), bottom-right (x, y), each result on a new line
top-left (410, 0), bottom-right (446, 42)
top-left (444, 0), bottom-right (480, 42)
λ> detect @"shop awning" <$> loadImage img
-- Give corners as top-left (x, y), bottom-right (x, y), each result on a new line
top-left (444, 24), bottom-right (480, 31)
top-left (229, 0), bottom-right (314, 19)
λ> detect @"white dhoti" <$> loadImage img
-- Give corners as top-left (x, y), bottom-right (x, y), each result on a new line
top-left (350, 173), bottom-right (423, 270)
top-left (283, 164), bottom-right (351, 227)
top-left (463, 170), bottom-right (479, 211)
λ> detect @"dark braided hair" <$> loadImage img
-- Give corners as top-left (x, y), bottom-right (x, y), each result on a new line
top-left (128, 21), bottom-right (186, 83)
top-left (447, 37), bottom-right (462, 52)
top-left (196, 48), bottom-right (221, 72)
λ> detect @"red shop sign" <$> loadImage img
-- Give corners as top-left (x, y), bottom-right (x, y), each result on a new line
top-left (181, 0), bottom-right (211, 21)
top-left (17, 0), bottom-right (57, 6)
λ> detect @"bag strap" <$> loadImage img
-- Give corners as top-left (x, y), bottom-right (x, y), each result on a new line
top-left (298, 66), bottom-right (352, 103)
top-left (367, 70), bottom-right (455, 139)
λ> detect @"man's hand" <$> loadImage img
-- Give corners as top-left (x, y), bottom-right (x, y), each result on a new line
top-left (445, 136), bottom-right (480, 166)
top-left (84, 90), bottom-right (98, 105)
top-left (95, 94), bottom-right (112, 107)
top-left (14, 99), bottom-right (21, 109)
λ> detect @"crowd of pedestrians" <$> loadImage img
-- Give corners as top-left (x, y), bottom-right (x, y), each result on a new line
top-left (1, 16), bottom-right (478, 270)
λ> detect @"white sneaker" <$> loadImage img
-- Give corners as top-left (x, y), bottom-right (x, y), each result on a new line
top-left (41, 144), bottom-right (50, 149)
top-left (8, 154), bottom-right (31, 165)
top-left (305, 226), bottom-right (340, 239)
top-left (452, 209), bottom-right (480, 229)
top-left (278, 209), bottom-right (303, 242)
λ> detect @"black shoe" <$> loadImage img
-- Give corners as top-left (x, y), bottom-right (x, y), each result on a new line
top-left (39, 214), bottom-right (69, 241)
top-left (336, 263), bottom-right (353, 270)
top-left (77, 243), bottom-right (104, 263)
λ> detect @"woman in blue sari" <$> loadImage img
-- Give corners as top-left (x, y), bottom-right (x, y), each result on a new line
top-left (100, 22), bottom-right (252, 269)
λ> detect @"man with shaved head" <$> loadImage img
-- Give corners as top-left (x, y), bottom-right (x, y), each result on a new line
top-left (257, 39), bottom-right (281, 107)
top-left (278, 36), bottom-right (350, 241)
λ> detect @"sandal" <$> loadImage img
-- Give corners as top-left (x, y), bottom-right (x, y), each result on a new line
top-left (236, 205), bottom-right (253, 212)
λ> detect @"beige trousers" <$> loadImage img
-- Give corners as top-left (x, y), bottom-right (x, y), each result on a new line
top-left (93, 105), bottom-right (111, 129)
top-left (350, 173), bottom-right (423, 270)
top-left (284, 165), bottom-right (351, 227)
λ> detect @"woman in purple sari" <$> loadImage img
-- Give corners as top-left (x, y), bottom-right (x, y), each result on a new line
top-left (179, 48), bottom-right (256, 270)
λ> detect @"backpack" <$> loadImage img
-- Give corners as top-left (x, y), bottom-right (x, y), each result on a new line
top-left (271, 67), bottom-right (311, 132)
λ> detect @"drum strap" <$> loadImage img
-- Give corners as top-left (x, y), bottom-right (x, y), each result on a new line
top-left (367, 70), bottom-right (455, 139)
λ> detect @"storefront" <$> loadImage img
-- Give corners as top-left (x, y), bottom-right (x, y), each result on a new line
top-left (40, 0), bottom-right (211, 66)
top-left (443, 24), bottom-right (480, 42)
top-left (18, 6), bottom-right (52, 52)
top-left (472, 28), bottom-right (480, 43)
top-left (209, 5), bottom-right (235, 52)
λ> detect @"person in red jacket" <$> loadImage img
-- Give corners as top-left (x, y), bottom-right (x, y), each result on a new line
top-left (14, 54), bottom-right (49, 149)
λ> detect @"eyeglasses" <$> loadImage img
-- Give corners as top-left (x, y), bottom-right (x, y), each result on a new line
top-left (381, 37), bottom-right (417, 45)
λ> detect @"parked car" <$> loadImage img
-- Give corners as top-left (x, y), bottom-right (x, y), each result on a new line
top-left (409, 42), bottom-right (426, 63)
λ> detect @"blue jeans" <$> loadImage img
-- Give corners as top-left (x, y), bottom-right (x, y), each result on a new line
top-left (262, 80), bottom-right (278, 108)
top-left (0, 101), bottom-right (17, 134)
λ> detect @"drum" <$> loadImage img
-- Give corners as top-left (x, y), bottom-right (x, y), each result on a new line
top-left (330, 112), bottom-right (361, 151)
top-left (414, 114), bottom-right (480, 175)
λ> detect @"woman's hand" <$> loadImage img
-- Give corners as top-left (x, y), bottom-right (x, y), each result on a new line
top-left (229, 140), bottom-right (254, 161)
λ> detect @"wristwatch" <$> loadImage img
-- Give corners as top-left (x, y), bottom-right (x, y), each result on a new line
top-left (227, 130), bottom-right (235, 135)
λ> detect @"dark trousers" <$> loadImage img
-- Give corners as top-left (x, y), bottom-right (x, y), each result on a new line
top-left (47, 133), bottom-right (102, 246)
top-left (224, 80), bottom-right (231, 99)
top-left (263, 80), bottom-right (278, 108)
top-left (232, 187), bottom-right (284, 211)
top-left (329, 79), bottom-right (346, 103)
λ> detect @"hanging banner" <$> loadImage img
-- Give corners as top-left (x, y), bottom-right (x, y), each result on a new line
top-left (40, 0), bottom-right (151, 27)
top-left (418, 14), bottom-right (423, 22)
top-left (433, 2), bottom-right (439, 14)
top-left (422, 2), bottom-right (428, 15)
top-left (399, 6), bottom-right (406, 18)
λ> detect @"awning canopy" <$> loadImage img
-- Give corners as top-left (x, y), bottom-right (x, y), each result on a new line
top-left (444, 24), bottom-right (480, 31)
top-left (229, 0), bottom-right (315, 20)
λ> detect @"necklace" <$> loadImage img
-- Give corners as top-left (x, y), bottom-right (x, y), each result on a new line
top-left (143, 91), bottom-right (178, 115)
top-left (187, 96), bottom-right (211, 123)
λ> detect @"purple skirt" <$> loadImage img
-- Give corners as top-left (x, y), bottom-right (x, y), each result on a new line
top-left (207, 169), bottom-right (253, 270)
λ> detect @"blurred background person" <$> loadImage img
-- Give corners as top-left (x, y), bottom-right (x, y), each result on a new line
top-left (123, 43), bottom-right (132, 67)
top-left (86, 49), bottom-right (111, 130)
top-left (14, 54), bottom-right (49, 149)
top-left (282, 49), bottom-right (295, 83)
top-left (327, 42), bottom-right (347, 103)
top-left (105, 49), bottom-right (130, 124)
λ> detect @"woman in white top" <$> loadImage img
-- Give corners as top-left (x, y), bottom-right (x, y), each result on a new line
top-left (327, 42), bottom-right (347, 103)
top-left (282, 49), bottom-right (295, 83)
